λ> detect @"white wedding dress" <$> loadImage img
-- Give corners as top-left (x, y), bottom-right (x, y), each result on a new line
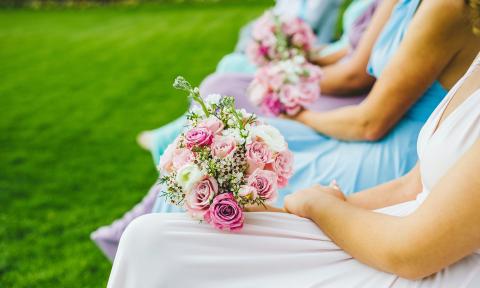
top-left (107, 57), bottom-right (480, 288)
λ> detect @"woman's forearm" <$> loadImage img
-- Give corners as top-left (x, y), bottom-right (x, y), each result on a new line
top-left (306, 194), bottom-right (408, 276)
top-left (347, 164), bottom-right (422, 210)
top-left (320, 62), bottom-right (375, 96)
top-left (311, 47), bottom-right (349, 67)
top-left (296, 105), bottom-right (385, 141)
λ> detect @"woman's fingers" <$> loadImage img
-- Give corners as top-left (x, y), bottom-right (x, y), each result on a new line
top-left (329, 179), bottom-right (340, 190)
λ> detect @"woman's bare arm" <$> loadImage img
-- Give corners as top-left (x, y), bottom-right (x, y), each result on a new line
top-left (311, 47), bottom-right (349, 67)
top-left (319, 0), bottom-right (398, 95)
top-left (295, 0), bottom-right (471, 141)
top-left (285, 140), bottom-right (480, 279)
top-left (346, 164), bottom-right (422, 210)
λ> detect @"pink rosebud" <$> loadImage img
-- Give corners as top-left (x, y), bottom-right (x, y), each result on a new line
top-left (185, 127), bottom-right (213, 148)
top-left (247, 169), bottom-right (278, 202)
top-left (198, 116), bottom-right (224, 135)
top-left (211, 136), bottom-right (237, 159)
top-left (277, 175), bottom-right (289, 188)
top-left (185, 176), bottom-right (218, 219)
top-left (273, 150), bottom-right (294, 188)
top-left (238, 185), bottom-right (258, 200)
top-left (172, 148), bottom-right (195, 170)
top-left (204, 193), bottom-right (244, 231)
top-left (158, 138), bottom-right (178, 173)
top-left (246, 141), bottom-right (272, 174)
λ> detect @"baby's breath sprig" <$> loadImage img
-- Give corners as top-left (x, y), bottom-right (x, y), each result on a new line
top-left (173, 76), bottom-right (210, 117)
top-left (273, 14), bottom-right (289, 59)
top-left (221, 96), bottom-right (245, 129)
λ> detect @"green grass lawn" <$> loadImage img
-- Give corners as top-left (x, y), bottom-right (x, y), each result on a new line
top-left (0, 3), bottom-right (269, 287)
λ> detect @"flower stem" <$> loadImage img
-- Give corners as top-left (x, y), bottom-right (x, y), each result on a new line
top-left (191, 89), bottom-right (210, 117)
top-left (173, 76), bottom-right (210, 117)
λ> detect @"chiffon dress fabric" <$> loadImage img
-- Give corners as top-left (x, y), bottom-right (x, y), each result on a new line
top-left (107, 58), bottom-right (480, 288)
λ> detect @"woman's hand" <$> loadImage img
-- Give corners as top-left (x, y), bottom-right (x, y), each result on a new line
top-left (280, 109), bottom-right (313, 125)
top-left (284, 183), bottom-right (346, 218)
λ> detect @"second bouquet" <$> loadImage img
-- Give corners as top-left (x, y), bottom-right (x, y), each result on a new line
top-left (158, 77), bottom-right (294, 232)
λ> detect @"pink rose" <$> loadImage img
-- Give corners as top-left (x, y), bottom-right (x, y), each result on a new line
top-left (246, 141), bottom-right (272, 173)
top-left (284, 105), bottom-right (301, 116)
top-left (172, 148), bottom-right (195, 170)
top-left (252, 13), bottom-right (275, 40)
top-left (292, 33), bottom-right (308, 48)
top-left (278, 85), bottom-right (300, 109)
top-left (238, 185), bottom-right (258, 200)
top-left (297, 83), bottom-right (319, 106)
top-left (282, 18), bottom-right (315, 51)
top-left (199, 116), bottom-right (224, 135)
top-left (204, 193), bottom-right (244, 231)
top-left (211, 136), bottom-right (237, 159)
top-left (247, 169), bottom-right (278, 201)
top-left (265, 69), bottom-right (284, 91)
top-left (185, 176), bottom-right (218, 219)
top-left (247, 42), bottom-right (267, 66)
top-left (158, 139), bottom-right (178, 173)
top-left (261, 93), bottom-right (283, 116)
top-left (273, 150), bottom-right (294, 188)
top-left (185, 127), bottom-right (213, 148)
top-left (259, 44), bottom-right (270, 57)
top-left (296, 67), bottom-right (321, 106)
top-left (282, 18), bottom-right (303, 35)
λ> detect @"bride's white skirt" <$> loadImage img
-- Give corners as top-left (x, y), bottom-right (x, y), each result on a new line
top-left (108, 200), bottom-right (480, 288)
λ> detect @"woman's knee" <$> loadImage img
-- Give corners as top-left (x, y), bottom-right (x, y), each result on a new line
top-left (119, 214), bottom-right (170, 251)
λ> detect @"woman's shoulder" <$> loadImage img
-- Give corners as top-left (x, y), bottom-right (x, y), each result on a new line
top-left (420, 0), bottom-right (470, 25)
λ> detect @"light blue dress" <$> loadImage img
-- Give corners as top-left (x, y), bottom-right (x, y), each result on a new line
top-left (153, 0), bottom-right (447, 212)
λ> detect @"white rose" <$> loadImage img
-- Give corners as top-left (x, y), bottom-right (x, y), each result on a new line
top-left (223, 128), bottom-right (246, 145)
top-left (239, 108), bottom-right (252, 119)
top-left (204, 94), bottom-right (222, 107)
top-left (175, 164), bottom-right (204, 192)
top-left (247, 82), bottom-right (266, 106)
top-left (190, 105), bottom-right (205, 117)
top-left (251, 124), bottom-right (287, 152)
top-left (293, 55), bottom-right (306, 65)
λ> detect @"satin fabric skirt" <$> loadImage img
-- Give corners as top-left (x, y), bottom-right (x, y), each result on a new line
top-left (108, 198), bottom-right (480, 288)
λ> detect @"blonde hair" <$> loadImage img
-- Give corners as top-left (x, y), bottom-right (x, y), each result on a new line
top-left (467, 0), bottom-right (480, 34)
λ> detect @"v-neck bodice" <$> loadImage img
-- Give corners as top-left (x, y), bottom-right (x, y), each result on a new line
top-left (416, 57), bottom-right (480, 198)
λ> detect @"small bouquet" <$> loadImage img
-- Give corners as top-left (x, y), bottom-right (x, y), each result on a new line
top-left (248, 56), bottom-right (322, 116)
top-left (247, 10), bottom-right (316, 66)
top-left (158, 77), bottom-right (294, 232)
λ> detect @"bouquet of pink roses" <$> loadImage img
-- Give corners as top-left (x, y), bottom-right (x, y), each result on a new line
top-left (247, 10), bottom-right (316, 66)
top-left (158, 77), bottom-right (294, 232)
top-left (248, 56), bottom-right (322, 116)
